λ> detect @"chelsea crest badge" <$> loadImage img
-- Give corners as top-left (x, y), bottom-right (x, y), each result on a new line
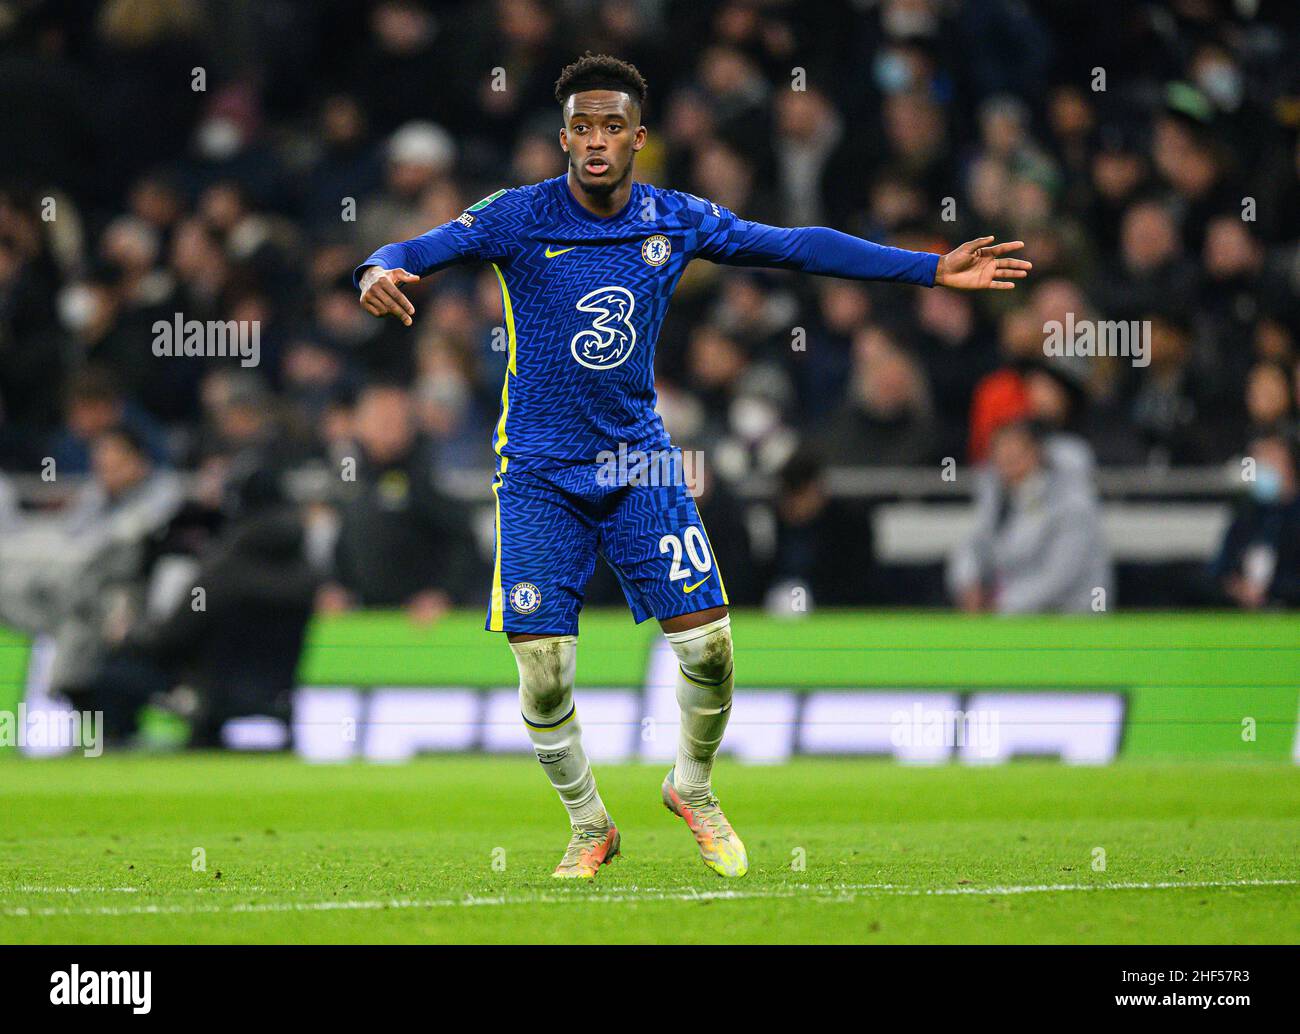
top-left (641, 234), bottom-right (671, 266)
top-left (509, 582), bottom-right (542, 615)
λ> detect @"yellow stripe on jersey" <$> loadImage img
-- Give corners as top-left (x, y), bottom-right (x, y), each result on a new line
top-left (488, 264), bottom-right (517, 630)
top-left (489, 473), bottom-right (505, 631)
top-left (491, 262), bottom-right (517, 473)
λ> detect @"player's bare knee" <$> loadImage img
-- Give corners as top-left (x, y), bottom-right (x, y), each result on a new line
top-left (511, 635), bottom-right (577, 719)
top-left (666, 616), bottom-right (733, 694)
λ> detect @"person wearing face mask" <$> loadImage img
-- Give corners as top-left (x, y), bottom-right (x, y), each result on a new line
top-left (1210, 434), bottom-right (1300, 609)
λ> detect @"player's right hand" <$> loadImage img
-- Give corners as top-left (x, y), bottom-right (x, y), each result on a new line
top-left (358, 266), bottom-right (420, 326)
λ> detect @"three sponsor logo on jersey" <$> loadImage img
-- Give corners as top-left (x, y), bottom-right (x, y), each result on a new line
top-left (561, 235), bottom-right (671, 371)
top-left (461, 187), bottom-right (670, 372)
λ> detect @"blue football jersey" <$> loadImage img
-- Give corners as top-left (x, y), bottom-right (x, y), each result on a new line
top-left (356, 175), bottom-right (938, 470)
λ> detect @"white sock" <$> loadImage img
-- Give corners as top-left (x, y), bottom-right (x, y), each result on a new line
top-left (510, 636), bottom-right (608, 830)
top-left (665, 616), bottom-right (734, 803)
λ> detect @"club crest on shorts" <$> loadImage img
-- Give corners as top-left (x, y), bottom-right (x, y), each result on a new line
top-left (509, 581), bottom-right (542, 615)
top-left (641, 234), bottom-right (671, 266)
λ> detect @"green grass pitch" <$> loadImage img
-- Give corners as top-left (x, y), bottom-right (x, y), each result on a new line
top-left (1, 755), bottom-right (1296, 944)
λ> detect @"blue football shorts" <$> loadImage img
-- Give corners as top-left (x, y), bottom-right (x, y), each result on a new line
top-left (484, 452), bottom-right (729, 635)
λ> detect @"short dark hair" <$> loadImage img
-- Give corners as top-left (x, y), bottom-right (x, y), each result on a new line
top-left (554, 53), bottom-right (647, 110)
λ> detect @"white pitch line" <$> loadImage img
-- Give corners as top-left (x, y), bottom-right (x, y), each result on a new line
top-left (12, 886), bottom-right (141, 894)
top-left (864, 878), bottom-right (1300, 897)
top-left (11, 885), bottom-right (271, 894)
top-left (0, 878), bottom-right (1295, 919)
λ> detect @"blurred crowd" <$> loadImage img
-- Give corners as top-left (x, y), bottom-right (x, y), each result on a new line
top-left (0, 0), bottom-right (1299, 741)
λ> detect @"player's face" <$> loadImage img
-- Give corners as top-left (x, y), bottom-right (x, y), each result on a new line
top-left (560, 91), bottom-right (645, 196)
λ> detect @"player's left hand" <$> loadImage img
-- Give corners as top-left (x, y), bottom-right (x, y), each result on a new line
top-left (935, 237), bottom-right (1031, 290)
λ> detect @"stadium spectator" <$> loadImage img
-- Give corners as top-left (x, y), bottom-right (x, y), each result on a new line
top-left (820, 325), bottom-right (938, 466)
top-left (188, 369), bottom-right (312, 516)
top-left (1126, 313), bottom-right (1225, 464)
top-left (1151, 107), bottom-right (1236, 256)
top-left (685, 324), bottom-right (797, 480)
top-left (792, 280), bottom-right (871, 424)
top-left (412, 330), bottom-right (493, 472)
top-left (947, 420), bottom-right (1112, 614)
top-left (693, 45), bottom-right (771, 157)
top-left (765, 449), bottom-right (877, 609)
top-left (357, 121), bottom-right (457, 250)
top-left (1244, 360), bottom-right (1296, 441)
top-left (0, 193), bottom-right (67, 437)
top-left (300, 95), bottom-right (383, 238)
top-left (1021, 354), bottom-right (1104, 475)
top-left (1084, 128), bottom-right (1151, 257)
top-left (320, 382), bottom-right (480, 619)
top-left (771, 86), bottom-right (865, 228)
top-left (912, 286), bottom-right (995, 460)
top-left (1209, 433), bottom-right (1300, 610)
top-left (0, 426), bottom-right (183, 701)
top-left (345, 0), bottom-right (449, 137)
top-left (966, 303), bottom-right (1043, 462)
top-left (48, 366), bottom-right (170, 475)
top-left (1200, 215), bottom-right (1272, 388)
top-left (81, 466), bottom-right (321, 746)
top-left (707, 271), bottom-right (798, 357)
top-left (1092, 200), bottom-right (1196, 322)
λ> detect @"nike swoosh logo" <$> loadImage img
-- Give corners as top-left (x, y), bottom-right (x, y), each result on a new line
top-left (544, 245), bottom-right (576, 258)
top-left (683, 577), bottom-right (709, 593)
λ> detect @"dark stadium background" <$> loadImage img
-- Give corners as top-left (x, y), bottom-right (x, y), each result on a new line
top-left (0, 0), bottom-right (1297, 748)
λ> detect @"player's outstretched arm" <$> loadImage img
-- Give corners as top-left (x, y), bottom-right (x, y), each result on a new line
top-left (358, 266), bottom-right (421, 326)
top-left (353, 189), bottom-right (515, 325)
top-left (934, 236), bottom-right (1032, 291)
top-left (696, 205), bottom-right (1031, 290)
